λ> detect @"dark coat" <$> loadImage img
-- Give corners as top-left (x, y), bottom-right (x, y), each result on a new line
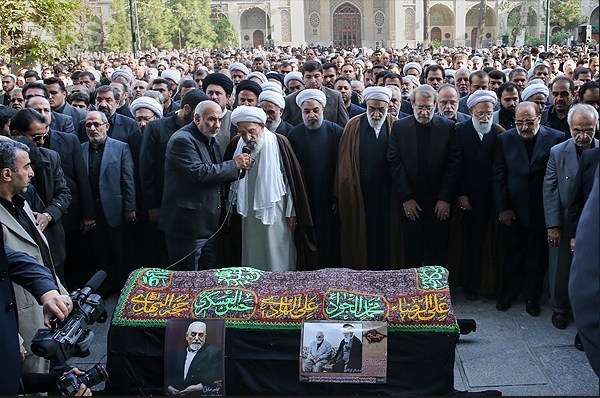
top-left (347, 103), bottom-right (366, 118)
top-left (57, 102), bottom-right (87, 128)
top-left (282, 86), bottom-right (349, 127)
top-left (158, 122), bottom-right (239, 240)
top-left (274, 120), bottom-right (294, 137)
top-left (0, 235), bottom-right (57, 396)
top-left (168, 344), bottom-right (223, 391)
top-left (388, 115), bottom-right (461, 204)
top-left (493, 126), bottom-right (565, 227)
top-left (567, 146), bottom-right (600, 238)
top-left (333, 336), bottom-right (363, 372)
top-left (82, 137), bottom-right (136, 228)
top-left (45, 129), bottom-right (94, 231)
top-left (139, 114), bottom-right (181, 210)
top-left (49, 111), bottom-right (75, 135)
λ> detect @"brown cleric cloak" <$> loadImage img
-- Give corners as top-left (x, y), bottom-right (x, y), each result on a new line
top-left (223, 133), bottom-right (317, 270)
top-left (334, 113), bottom-right (403, 269)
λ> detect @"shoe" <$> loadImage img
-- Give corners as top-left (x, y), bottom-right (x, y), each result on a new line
top-left (463, 287), bottom-right (479, 301)
top-left (525, 300), bottom-right (540, 317)
top-left (574, 333), bottom-right (584, 351)
top-left (496, 296), bottom-right (512, 311)
top-left (551, 312), bottom-right (568, 329)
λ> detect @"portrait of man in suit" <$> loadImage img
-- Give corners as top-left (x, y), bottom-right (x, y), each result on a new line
top-left (302, 331), bottom-right (333, 373)
top-left (165, 320), bottom-right (224, 396)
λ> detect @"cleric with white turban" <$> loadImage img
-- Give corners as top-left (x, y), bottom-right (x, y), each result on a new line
top-left (521, 82), bottom-right (549, 102)
top-left (229, 62), bottom-right (249, 75)
top-left (130, 96), bottom-right (163, 118)
top-left (247, 71), bottom-right (268, 84)
top-left (295, 89), bottom-right (326, 108)
top-left (111, 69), bottom-right (135, 85)
top-left (466, 90), bottom-right (497, 109)
top-left (231, 105), bottom-right (267, 127)
top-left (403, 62), bottom-right (423, 77)
top-left (259, 91), bottom-right (285, 109)
top-left (363, 86), bottom-right (392, 103)
top-left (284, 72), bottom-right (303, 88)
top-left (161, 69), bottom-right (181, 85)
top-left (261, 82), bottom-right (284, 96)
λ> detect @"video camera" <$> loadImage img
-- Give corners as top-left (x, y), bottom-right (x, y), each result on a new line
top-left (57, 364), bottom-right (108, 396)
top-left (31, 271), bottom-right (108, 366)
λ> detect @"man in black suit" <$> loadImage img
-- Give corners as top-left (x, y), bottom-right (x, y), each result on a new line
top-left (21, 82), bottom-right (76, 135)
top-left (494, 102), bottom-right (564, 316)
top-left (158, 101), bottom-right (251, 271)
top-left (282, 60), bottom-right (349, 128)
top-left (44, 77), bottom-right (87, 128)
top-left (166, 321), bottom-right (223, 395)
top-left (388, 84), bottom-right (461, 268)
top-left (140, 90), bottom-right (207, 267)
top-left (332, 324), bottom-right (362, 373)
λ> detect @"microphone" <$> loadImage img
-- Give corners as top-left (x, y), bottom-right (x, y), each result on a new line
top-left (239, 146), bottom-right (252, 178)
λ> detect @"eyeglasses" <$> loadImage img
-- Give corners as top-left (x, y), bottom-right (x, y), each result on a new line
top-left (32, 133), bottom-right (49, 143)
top-left (474, 111), bottom-right (494, 118)
top-left (572, 128), bottom-right (595, 137)
top-left (414, 105), bottom-right (434, 112)
top-left (515, 120), bottom-right (538, 128)
top-left (85, 121), bottom-right (107, 129)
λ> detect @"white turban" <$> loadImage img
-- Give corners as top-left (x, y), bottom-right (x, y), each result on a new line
top-left (284, 72), bottom-right (303, 88)
top-left (363, 86), bottom-right (392, 103)
top-left (405, 75), bottom-right (420, 88)
top-left (161, 69), bottom-right (181, 84)
top-left (229, 62), bottom-right (249, 75)
top-left (444, 69), bottom-right (456, 78)
top-left (111, 69), bottom-right (135, 85)
top-left (521, 83), bottom-right (549, 101)
top-left (259, 91), bottom-right (285, 109)
top-left (260, 82), bottom-right (284, 96)
top-left (246, 71), bottom-right (267, 84)
top-left (466, 90), bottom-right (498, 108)
top-left (295, 89), bottom-right (326, 108)
top-left (231, 105), bottom-right (267, 126)
top-left (403, 62), bottom-right (422, 76)
top-left (130, 97), bottom-right (163, 118)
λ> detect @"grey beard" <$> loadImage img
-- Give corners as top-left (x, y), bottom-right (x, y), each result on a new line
top-left (415, 113), bottom-right (434, 125)
top-left (265, 117), bottom-right (281, 131)
top-left (189, 342), bottom-right (203, 352)
top-left (305, 118), bottom-right (323, 130)
top-left (367, 113), bottom-right (387, 130)
top-left (473, 118), bottom-right (492, 136)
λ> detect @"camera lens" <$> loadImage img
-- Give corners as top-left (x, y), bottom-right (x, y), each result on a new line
top-left (80, 364), bottom-right (109, 388)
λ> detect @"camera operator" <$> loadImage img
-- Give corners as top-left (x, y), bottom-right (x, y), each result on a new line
top-left (0, 232), bottom-right (80, 395)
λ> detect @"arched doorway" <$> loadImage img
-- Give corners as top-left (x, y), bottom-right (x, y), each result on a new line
top-left (431, 27), bottom-right (442, 42)
top-left (591, 6), bottom-right (599, 42)
top-left (466, 4), bottom-right (497, 47)
top-left (332, 3), bottom-right (361, 48)
top-left (253, 30), bottom-right (265, 47)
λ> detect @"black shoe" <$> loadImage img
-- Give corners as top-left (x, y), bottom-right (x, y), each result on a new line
top-left (525, 300), bottom-right (540, 317)
top-left (463, 287), bottom-right (479, 301)
top-left (574, 333), bottom-right (584, 351)
top-left (496, 296), bottom-right (512, 311)
top-left (551, 312), bottom-right (568, 329)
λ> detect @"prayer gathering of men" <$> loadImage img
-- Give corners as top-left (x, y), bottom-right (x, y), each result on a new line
top-left (0, 46), bottom-right (598, 361)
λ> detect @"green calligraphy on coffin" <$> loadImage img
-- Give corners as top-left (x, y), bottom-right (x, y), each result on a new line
top-left (323, 289), bottom-right (388, 321)
top-left (192, 288), bottom-right (257, 320)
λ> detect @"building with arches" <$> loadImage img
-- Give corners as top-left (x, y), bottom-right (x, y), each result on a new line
top-left (88, 1), bottom-right (599, 49)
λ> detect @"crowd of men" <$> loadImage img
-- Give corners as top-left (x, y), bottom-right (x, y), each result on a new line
top-left (0, 42), bottom-right (599, 377)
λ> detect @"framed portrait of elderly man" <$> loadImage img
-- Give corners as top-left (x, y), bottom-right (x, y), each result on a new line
top-left (164, 319), bottom-right (225, 396)
top-left (300, 321), bottom-right (387, 384)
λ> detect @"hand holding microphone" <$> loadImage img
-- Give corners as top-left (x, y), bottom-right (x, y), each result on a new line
top-left (234, 146), bottom-right (254, 171)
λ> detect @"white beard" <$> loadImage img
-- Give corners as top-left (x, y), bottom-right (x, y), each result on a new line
top-left (367, 112), bottom-right (387, 130)
top-left (473, 118), bottom-right (493, 136)
top-left (189, 342), bottom-right (203, 352)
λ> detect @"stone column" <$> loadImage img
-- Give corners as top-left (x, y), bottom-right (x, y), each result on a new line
top-left (289, 0), bottom-right (306, 47)
top-left (455, 0), bottom-right (467, 47)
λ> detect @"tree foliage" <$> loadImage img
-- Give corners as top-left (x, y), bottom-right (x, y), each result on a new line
top-left (0, 0), bottom-right (84, 65)
top-left (549, 0), bottom-right (586, 31)
top-left (105, 0), bottom-right (239, 52)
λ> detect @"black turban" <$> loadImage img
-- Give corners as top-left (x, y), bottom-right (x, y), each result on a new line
top-left (265, 72), bottom-right (285, 87)
top-left (202, 72), bottom-right (233, 95)
top-left (235, 80), bottom-right (262, 99)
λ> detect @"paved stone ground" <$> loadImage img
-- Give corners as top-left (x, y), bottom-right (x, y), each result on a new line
top-left (69, 289), bottom-right (599, 396)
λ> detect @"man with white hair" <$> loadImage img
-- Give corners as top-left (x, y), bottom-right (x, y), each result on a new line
top-left (543, 104), bottom-right (598, 329)
top-left (455, 90), bottom-right (506, 300)
top-left (336, 86), bottom-right (398, 269)
top-left (225, 106), bottom-right (315, 270)
top-left (302, 331), bottom-right (333, 373)
top-left (288, 89), bottom-right (343, 267)
top-left (159, 101), bottom-right (252, 271)
top-left (166, 321), bottom-right (223, 395)
top-left (388, 84), bottom-right (461, 269)
top-left (259, 90), bottom-right (293, 136)
top-left (400, 75), bottom-right (419, 101)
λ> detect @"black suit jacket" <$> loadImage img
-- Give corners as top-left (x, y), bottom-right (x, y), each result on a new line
top-left (388, 115), bottom-right (461, 205)
top-left (282, 86), bottom-right (349, 127)
top-left (0, 235), bottom-right (57, 396)
top-left (158, 122), bottom-right (239, 240)
top-left (57, 102), bottom-right (87, 128)
top-left (493, 126), bottom-right (565, 227)
top-left (168, 344), bottom-right (223, 391)
top-left (140, 114), bottom-right (181, 210)
top-left (275, 120), bottom-right (294, 137)
top-left (49, 112), bottom-right (75, 135)
top-left (567, 146), bottom-right (600, 238)
top-left (46, 129), bottom-right (94, 231)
